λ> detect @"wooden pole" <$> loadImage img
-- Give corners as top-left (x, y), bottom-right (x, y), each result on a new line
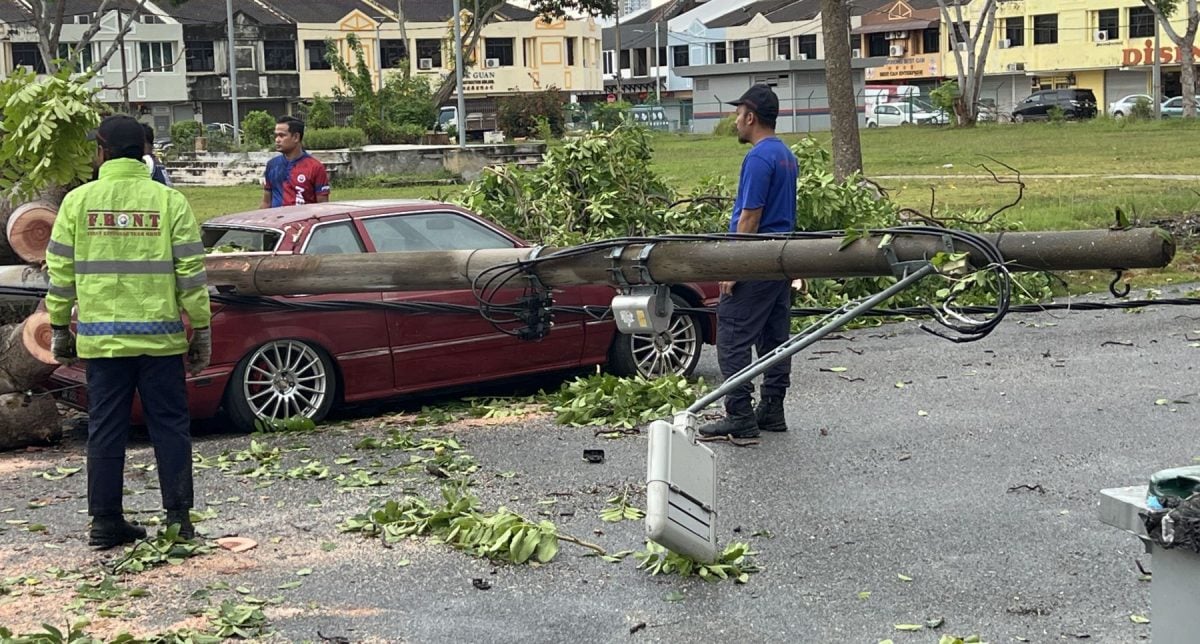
top-left (201, 229), bottom-right (1174, 296)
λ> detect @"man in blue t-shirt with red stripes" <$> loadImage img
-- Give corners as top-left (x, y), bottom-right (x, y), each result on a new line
top-left (700, 84), bottom-right (799, 440)
top-left (261, 116), bottom-right (330, 208)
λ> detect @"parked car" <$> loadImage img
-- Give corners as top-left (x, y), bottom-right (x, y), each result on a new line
top-left (51, 200), bottom-right (719, 431)
top-left (1011, 89), bottom-right (1098, 122)
top-left (205, 122), bottom-right (242, 138)
top-left (1108, 94), bottom-right (1154, 117)
top-left (629, 105), bottom-right (671, 131)
top-left (865, 101), bottom-right (948, 128)
top-left (1159, 96), bottom-right (1200, 118)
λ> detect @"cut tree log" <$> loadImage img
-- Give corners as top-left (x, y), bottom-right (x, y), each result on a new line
top-left (0, 310), bottom-right (59, 397)
top-left (0, 186), bottom-right (68, 265)
top-left (3, 200), bottom-right (58, 263)
top-left (0, 390), bottom-right (61, 451)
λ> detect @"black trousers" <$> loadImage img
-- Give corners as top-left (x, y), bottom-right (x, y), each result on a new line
top-left (86, 355), bottom-right (193, 518)
top-left (716, 280), bottom-right (792, 412)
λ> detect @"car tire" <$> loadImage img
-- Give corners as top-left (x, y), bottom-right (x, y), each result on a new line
top-left (1113, 111), bottom-right (1124, 119)
top-left (900, 120), bottom-right (912, 126)
top-left (1014, 114), bottom-right (1025, 123)
top-left (608, 294), bottom-right (703, 379)
top-left (867, 121), bottom-right (878, 128)
top-left (224, 339), bottom-right (337, 432)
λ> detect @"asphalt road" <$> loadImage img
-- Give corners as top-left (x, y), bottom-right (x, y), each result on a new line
top-left (2, 286), bottom-right (1194, 643)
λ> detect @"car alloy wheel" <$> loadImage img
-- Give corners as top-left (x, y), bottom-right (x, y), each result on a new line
top-left (230, 339), bottom-right (334, 428)
top-left (628, 311), bottom-right (701, 378)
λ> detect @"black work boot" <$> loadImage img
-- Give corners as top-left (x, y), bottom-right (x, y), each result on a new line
top-left (165, 510), bottom-right (195, 540)
top-left (89, 515), bottom-right (147, 549)
top-left (699, 401), bottom-right (759, 438)
top-left (756, 395), bottom-right (788, 432)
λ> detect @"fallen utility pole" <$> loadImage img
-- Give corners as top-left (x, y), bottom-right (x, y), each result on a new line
top-left (201, 229), bottom-right (1172, 296)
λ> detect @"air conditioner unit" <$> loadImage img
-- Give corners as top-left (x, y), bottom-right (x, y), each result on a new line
top-left (736, 57), bottom-right (750, 63)
top-left (884, 31), bottom-right (908, 40)
top-left (852, 48), bottom-right (862, 58)
top-left (999, 38), bottom-right (1012, 49)
top-left (798, 53), bottom-right (809, 60)
top-left (1005, 62), bottom-right (1026, 72)
top-left (418, 57), bottom-right (433, 70)
top-left (485, 58), bottom-right (500, 68)
top-left (889, 45), bottom-right (906, 57)
top-left (1094, 30), bottom-right (1109, 42)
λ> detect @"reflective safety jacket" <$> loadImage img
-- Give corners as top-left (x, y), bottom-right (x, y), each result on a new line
top-left (46, 158), bottom-right (211, 358)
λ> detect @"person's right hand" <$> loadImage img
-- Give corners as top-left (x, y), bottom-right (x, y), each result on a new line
top-left (719, 281), bottom-right (737, 296)
top-left (51, 326), bottom-right (77, 366)
top-left (187, 327), bottom-right (212, 376)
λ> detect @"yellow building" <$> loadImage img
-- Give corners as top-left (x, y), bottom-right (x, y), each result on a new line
top-left (297, 3), bottom-right (602, 100)
top-left (942, 0), bottom-right (1196, 110)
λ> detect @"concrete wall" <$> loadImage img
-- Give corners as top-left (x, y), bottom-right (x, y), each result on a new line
top-left (166, 144), bottom-right (547, 187)
top-left (683, 61), bottom-right (875, 134)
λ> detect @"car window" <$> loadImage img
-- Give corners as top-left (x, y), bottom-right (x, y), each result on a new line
top-left (1165, 97), bottom-right (1181, 107)
top-left (203, 226), bottom-right (281, 253)
top-left (362, 212), bottom-right (515, 252)
top-left (305, 221), bottom-right (365, 255)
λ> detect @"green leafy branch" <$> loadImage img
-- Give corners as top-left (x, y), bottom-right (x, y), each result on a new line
top-left (600, 486), bottom-right (645, 523)
top-left (633, 541), bottom-right (760, 584)
top-left (108, 524), bottom-right (212, 575)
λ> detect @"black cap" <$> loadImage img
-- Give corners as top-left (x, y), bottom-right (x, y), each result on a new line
top-left (87, 114), bottom-right (145, 158)
top-left (728, 84), bottom-right (780, 125)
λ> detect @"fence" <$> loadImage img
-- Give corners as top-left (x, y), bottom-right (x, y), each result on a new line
top-left (688, 88), bottom-right (1019, 135)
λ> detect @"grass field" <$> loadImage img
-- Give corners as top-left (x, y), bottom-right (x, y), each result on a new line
top-left (182, 118), bottom-right (1200, 224)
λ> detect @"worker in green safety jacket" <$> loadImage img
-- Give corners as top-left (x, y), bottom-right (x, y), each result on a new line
top-left (45, 114), bottom-right (212, 549)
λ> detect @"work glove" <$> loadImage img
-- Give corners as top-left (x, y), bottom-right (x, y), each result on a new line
top-left (187, 327), bottom-right (211, 376)
top-left (50, 326), bottom-right (77, 366)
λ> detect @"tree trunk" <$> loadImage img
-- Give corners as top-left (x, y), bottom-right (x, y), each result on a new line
top-left (1182, 48), bottom-right (1197, 118)
top-left (0, 310), bottom-right (59, 397)
top-left (432, 2), bottom-right (504, 107)
top-left (0, 391), bottom-right (61, 451)
top-left (821, 0), bottom-right (863, 181)
top-left (1, 200), bottom-right (59, 264)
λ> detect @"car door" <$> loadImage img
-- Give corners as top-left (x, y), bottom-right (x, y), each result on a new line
top-left (291, 220), bottom-right (394, 401)
top-left (877, 105), bottom-right (900, 126)
top-left (359, 210), bottom-right (586, 392)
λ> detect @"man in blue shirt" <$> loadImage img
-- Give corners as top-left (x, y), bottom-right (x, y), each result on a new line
top-left (701, 85), bottom-right (799, 439)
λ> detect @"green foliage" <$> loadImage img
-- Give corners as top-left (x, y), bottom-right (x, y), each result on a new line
top-left (497, 89), bottom-right (566, 138)
top-left (712, 113), bottom-right (738, 137)
top-left (382, 72), bottom-right (437, 131)
top-left (326, 34), bottom-right (435, 144)
top-left (307, 93), bottom-right (335, 129)
top-left (1047, 105), bottom-right (1065, 123)
top-left (240, 110), bottom-right (274, 148)
top-left (109, 524), bottom-right (212, 575)
top-left (551, 373), bottom-right (706, 428)
top-left (253, 415), bottom-right (317, 433)
top-left (600, 486), bottom-right (645, 522)
top-left (340, 485), bottom-right (561, 565)
top-left (0, 68), bottom-right (102, 200)
top-left (204, 600), bottom-right (270, 639)
top-left (1130, 96), bottom-right (1155, 120)
top-left (171, 120), bottom-right (202, 150)
top-left (930, 80), bottom-right (959, 115)
top-left (591, 100), bottom-right (631, 130)
top-left (792, 137), bottom-right (895, 231)
top-left (634, 540), bottom-right (760, 583)
top-left (303, 126), bottom-right (368, 150)
top-left (456, 127), bottom-right (727, 245)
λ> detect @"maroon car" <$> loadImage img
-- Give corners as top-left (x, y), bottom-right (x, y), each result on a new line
top-left (52, 200), bottom-right (718, 431)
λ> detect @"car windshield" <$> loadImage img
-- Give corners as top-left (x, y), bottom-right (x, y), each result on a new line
top-left (203, 226), bottom-right (282, 253)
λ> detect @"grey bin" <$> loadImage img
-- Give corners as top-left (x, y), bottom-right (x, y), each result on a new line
top-left (1100, 485), bottom-right (1200, 643)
